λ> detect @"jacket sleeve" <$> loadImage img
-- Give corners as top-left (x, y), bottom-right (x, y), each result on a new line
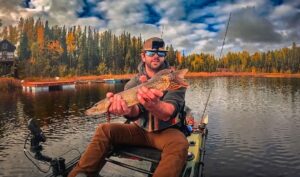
top-left (162, 87), bottom-right (186, 118)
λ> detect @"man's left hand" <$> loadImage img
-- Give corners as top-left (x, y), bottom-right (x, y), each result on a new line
top-left (137, 86), bottom-right (163, 109)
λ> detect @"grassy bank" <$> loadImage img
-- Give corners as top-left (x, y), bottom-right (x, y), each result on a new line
top-left (0, 77), bottom-right (21, 91)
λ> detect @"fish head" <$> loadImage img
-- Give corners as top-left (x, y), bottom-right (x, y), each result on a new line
top-left (168, 68), bottom-right (189, 90)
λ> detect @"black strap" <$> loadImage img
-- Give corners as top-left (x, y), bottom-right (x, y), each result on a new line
top-left (178, 102), bottom-right (191, 137)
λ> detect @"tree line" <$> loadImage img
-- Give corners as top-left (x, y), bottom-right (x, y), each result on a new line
top-left (0, 17), bottom-right (299, 78)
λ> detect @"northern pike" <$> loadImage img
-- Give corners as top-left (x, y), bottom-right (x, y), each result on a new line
top-left (85, 68), bottom-right (189, 116)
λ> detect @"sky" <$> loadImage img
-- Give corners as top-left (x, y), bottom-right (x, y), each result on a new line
top-left (0, 0), bottom-right (299, 56)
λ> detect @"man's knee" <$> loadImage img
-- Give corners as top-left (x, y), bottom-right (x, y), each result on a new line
top-left (166, 130), bottom-right (189, 150)
top-left (163, 134), bottom-right (189, 154)
top-left (96, 123), bottom-right (112, 138)
top-left (176, 138), bottom-right (189, 156)
top-left (96, 123), bottom-right (124, 143)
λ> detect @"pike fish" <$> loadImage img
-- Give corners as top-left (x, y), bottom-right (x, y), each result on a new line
top-left (85, 69), bottom-right (189, 116)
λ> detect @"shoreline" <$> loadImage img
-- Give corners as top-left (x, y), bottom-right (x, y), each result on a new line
top-left (52, 72), bottom-right (300, 81)
top-left (1, 72), bottom-right (299, 91)
top-left (185, 72), bottom-right (300, 78)
top-left (1, 72), bottom-right (300, 87)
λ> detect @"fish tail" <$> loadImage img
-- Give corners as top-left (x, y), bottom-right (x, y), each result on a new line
top-left (85, 99), bottom-right (110, 116)
top-left (169, 81), bottom-right (187, 90)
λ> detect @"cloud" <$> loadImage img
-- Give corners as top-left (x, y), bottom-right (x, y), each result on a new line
top-left (0, 0), bottom-right (299, 55)
top-left (0, 0), bottom-right (32, 25)
top-left (270, 3), bottom-right (300, 38)
top-left (227, 7), bottom-right (282, 43)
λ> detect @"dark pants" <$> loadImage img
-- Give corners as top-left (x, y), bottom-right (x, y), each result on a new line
top-left (68, 123), bottom-right (189, 177)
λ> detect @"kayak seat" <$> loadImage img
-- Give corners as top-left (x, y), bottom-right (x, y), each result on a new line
top-left (113, 145), bottom-right (161, 163)
top-left (105, 145), bottom-right (161, 175)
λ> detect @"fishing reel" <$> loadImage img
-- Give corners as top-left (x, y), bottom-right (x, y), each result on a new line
top-left (24, 119), bottom-right (70, 176)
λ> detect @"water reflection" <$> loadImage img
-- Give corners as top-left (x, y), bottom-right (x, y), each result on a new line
top-left (193, 77), bottom-right (300, 177)
top-left (0, 78), bottom-right (300, 177)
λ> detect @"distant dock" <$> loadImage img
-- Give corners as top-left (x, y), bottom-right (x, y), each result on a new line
top-left (103, 78), bottom-right (130, 84)
top-left (75, 80), bottom-right (104, 84)
top-left (22, 81), bottom-right (75, 92)
top-left (75, 78), bottom-right (129, 84)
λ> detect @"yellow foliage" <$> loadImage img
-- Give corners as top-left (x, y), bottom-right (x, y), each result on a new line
top-left (66, 32), bottom-right (76, 52)
top-left (37, 26), bottom-right (44, 49)
top-left (176, 51), bottom-right (183, 64)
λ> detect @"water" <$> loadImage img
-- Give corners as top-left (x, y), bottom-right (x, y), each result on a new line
top-left (0, 77), bottom-right (300, 177)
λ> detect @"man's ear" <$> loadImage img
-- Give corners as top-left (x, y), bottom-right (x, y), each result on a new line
top-left (141, 53), bottom-right (146, 62)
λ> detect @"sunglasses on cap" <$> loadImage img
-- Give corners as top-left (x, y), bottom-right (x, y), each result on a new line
top-left (145, 51), bottom-right (167, 57)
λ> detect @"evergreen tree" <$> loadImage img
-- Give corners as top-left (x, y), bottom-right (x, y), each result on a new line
top-left (2, 17), bottom-right (299, 78)
top-left (165, 45), bottom-right (176, 66)
top-left (18, 32), bottom-right (31, 61)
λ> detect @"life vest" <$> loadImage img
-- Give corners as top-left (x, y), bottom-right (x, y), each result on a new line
top-left (134, 109), bottom-right (183, 132)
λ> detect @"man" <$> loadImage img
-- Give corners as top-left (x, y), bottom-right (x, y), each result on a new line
top-left (68, 37), bottom-right (189, 177)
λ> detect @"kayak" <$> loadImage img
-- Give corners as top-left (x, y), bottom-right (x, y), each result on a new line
top-left (182, 114), bottom-right (208, 177)
top-left (25, 114), bottom-right (208, 177)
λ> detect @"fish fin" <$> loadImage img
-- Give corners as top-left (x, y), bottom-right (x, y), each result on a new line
top-left (152, 69), bottom-right (172, 79)
top-left (168, 83), bottom-right (181, 90)
top-left (168, 81), bottom-right (189, 90)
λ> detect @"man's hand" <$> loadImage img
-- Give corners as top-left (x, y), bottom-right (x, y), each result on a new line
top-left (137, 86), bottom-right (176, 121)
top-left (107, 92), bottom-right (131, 116)
top-left (137, 86), bottom-right (164, 109)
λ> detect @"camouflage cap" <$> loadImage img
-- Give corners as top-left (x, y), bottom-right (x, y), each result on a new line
top-left (143, 37), bottom-right (168, 52)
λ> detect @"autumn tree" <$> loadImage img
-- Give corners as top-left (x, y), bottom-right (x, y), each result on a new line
top-left (2, 17), bottom-right (299, 78)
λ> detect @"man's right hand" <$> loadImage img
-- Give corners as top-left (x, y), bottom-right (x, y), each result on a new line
top-left (107, 92), bottom-right (131, 116)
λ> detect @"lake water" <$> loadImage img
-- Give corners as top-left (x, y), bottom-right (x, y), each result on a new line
top-left (0, 77), bottom-right (299, 177)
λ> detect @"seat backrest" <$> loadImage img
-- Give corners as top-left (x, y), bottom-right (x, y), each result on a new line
top-left (178, 102), bottom-right (192, 137)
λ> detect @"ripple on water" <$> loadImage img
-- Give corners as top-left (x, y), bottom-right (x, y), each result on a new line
top-left (1, 77), bottom-right (300, 177)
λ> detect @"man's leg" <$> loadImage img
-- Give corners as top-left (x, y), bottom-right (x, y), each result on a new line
top-left (149, 128), bottom-right (189, 177)
top-left (68, 123), bottom-right (148, 177)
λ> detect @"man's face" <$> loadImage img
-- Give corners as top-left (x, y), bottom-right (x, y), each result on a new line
top-left (141, 50), bottom-right (167, 71)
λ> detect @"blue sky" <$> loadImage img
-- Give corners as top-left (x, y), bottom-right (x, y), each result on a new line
top-left (0, 0), bottom-right (299, 55)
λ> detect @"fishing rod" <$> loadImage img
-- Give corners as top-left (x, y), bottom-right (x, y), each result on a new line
top-left (200, 87), bottom-right (212, 121)
top-left (200, 12), bottom-right (231, 119)
top-left (219, 12), bottom-right (231, 60)
top-left (161, 25), bottom-right (164, 39)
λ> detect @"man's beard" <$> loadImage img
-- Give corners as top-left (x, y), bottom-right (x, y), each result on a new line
top-left (145, 60), bottom-right (164, 72)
